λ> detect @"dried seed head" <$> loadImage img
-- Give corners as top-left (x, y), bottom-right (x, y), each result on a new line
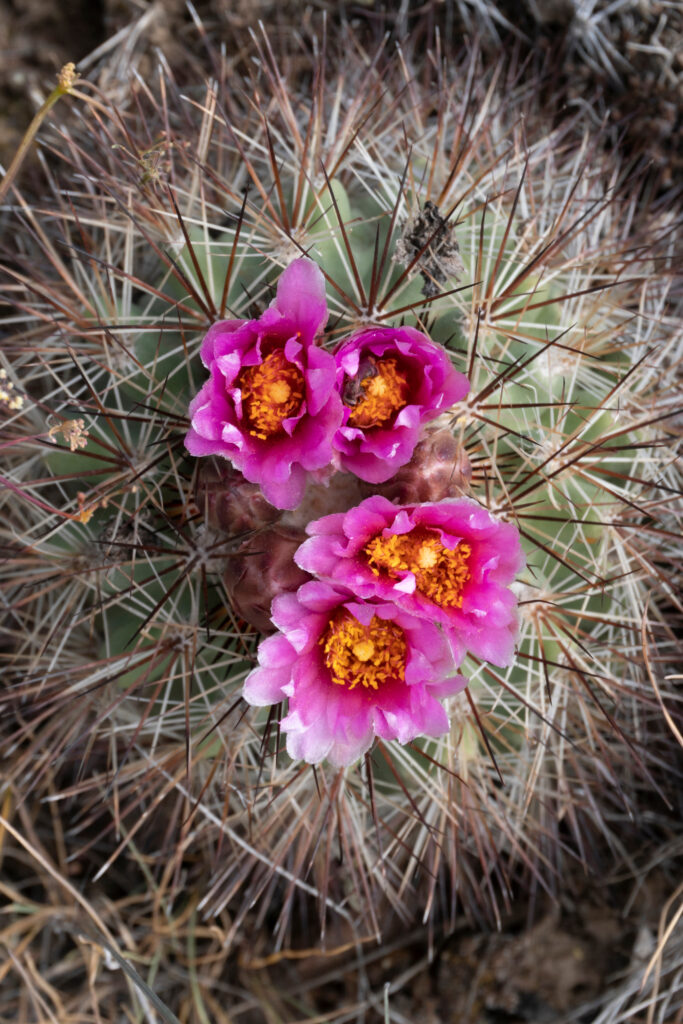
top-left (98, 515), bottom-right (158, 565)
top-left (394, 201), bottom-right (464, 297)
top-left (48, 418), bottom-right (88, 451)
top-left (0, 368), bottom-right (24, 411)
top-left (57, 62), bottom-right (78, 92)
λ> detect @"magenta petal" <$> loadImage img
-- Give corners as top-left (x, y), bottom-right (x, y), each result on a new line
top-left (273, 258), bottom-right (328, 342)
top-left (294, 535), bottom-right (339, 576)
top-left (376, 688), bottom-right (449, 742)
top-left (192, 397), bottom-right (228, 440)
top-left (260, 462), bottom-right (306, 511)
top-left (220, 422), bottom-right (246, 448)
top-left (282, 710), bottom-right (335, 764)
top-left (341, 497), bottom-right (394, 540)
top-left (287, 680), bottom-right (372, 767)
top-left (295, 579), bottom-right (344, 614)
top-left (338, 448), bottom-right (409, 484)
top-left (327, 726), bottom-right (375, 767)
top-left (243, 635), bottom-right (296, 705)
top-left (429, 673), bottom-right (469, 699)
top-left (472, 626), bottom-right (516, 666)
top-left (305, 348), bottom-right (338, 415)
top-left (199, 319), bottom-right (244, 366)
top-left (185, 427), bottom-right (223, 457)
top-left (332, 325), bottom-right (470, 482)
top-left (270, 590), bottom-right (321, 652)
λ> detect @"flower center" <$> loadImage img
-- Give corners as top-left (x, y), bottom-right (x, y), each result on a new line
top-left (237, 348), bottom-right (305, 440)
top-left (363, 527), bottom-right (472, 608)
top-left (320, 611), bottom-right (407, 691)
top-left (345, 357), bottom-right (410, 429)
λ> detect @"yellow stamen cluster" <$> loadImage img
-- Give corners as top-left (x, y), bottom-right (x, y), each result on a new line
top-left (346, 357), bottom-right (410, 429)
top-left (364, 527), bottom-right (472, 608)
top-left (238, 348), bottom-right (305, 440)
top-left (320, 611), bottom-right (407, 691)
top-left (0, 369), bottom-right (24, 411)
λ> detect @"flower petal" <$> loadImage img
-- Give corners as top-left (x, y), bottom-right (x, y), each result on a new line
top-left (242, 634), bottom-right (297, 705)
top-left (273, 258), bottom-right (328, 342)
top-left (332, 326), bottom-right (469, 482)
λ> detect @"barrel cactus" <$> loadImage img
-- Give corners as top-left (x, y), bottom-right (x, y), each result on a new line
top-left (1, 20), bottom-right (680, 1011)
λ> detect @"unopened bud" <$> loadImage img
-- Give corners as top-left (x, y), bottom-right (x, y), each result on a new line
top-left (223, 524), bottom-right (309, 633)
top-left (361, 428), bottom-right (471, 504)
top-left (195, 461), bottom-right (281, 536)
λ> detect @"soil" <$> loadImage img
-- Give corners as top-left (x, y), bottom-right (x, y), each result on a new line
top-left (234, 871), bottom-right (678, 1023)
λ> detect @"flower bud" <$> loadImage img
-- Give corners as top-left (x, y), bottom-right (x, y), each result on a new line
top-left (359, 428), bottom-right (471, 505)
top-left (195, 460), bottom-right (281, 536)
top-left (223, 524), bottom-right (309, 633)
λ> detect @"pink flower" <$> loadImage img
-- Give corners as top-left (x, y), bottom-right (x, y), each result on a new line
top-left (185, 259), bottom-right (343, 510)
top-left (333, 326), bottom-right (469, 483)
top-left (242, 581), bottom-right (467, 767)
top-left (296, 496), bottom-right (525, 666)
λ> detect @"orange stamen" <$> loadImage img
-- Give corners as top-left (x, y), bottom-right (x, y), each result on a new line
top-left (320, 611), bottom-right (407, 691)
top-left (237, 348), bottom-right (305, 439)
top-left (346, 357), bottom-right (410, 429)
top-left (363, 527), bottom-right (471, 608)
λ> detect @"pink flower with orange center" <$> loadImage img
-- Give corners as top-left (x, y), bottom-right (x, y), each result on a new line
top-left (295, 496), bottom-right (525, 666)
top-left (332, 326), bottom-right (469, 483)
top-left (185, 259), bottom-right (343, 510)
top-left (242, 581), bottom-right (467, 767)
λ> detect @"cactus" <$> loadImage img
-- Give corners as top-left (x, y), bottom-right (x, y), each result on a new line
top-left (1, 16), bottom-right (681, 1020)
